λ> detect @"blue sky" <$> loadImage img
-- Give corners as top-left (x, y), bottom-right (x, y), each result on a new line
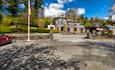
top-left (43, 0), bottom-right (113, 18)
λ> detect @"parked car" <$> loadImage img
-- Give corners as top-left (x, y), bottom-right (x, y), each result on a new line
top-left (0, 33), bottom-right (16, 45)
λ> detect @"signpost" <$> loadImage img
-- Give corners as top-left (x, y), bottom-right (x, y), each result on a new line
top-left (27, 0), bottom-right (31, 41)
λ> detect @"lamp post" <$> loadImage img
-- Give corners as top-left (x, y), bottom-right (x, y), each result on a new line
top-left (27, 0), bottom-right (31, 41)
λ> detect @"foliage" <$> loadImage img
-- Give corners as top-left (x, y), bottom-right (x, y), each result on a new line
top-left (30, 27), bottom-right (38, 33)
top-left (31, 18), bottom-right (38, 27)
top-left (31, 28), bottom-right (50, 33)
top-left (13, 16), bottom-right (27, 26)
top-left (1, 16), bottom-right (27, 27)
top-left (31, 17), bottom-right (52, 28)
top-left (0, 13), bottom-right (3, 24)
top-left (0, 26), bottom-right (16, 33)
top-left (1, 17), bottom-right (12, 26)
top-left (0, 0), bottom-right (3, 11)
top-left (37, 18), bottom-right (45, 28)
top-left (37, 28), bottom-right (50, 33)
top-left (66, 9), bottom-right (77, 19)
top-left (52, 29), bottom-right (60, 33)
top-left (44, 17), bottom-right (52, 28)
top-left (109, 4), bottom-right (115, 14)
top-left (6, 0), bottom-right (20, 17)
top-left (82, 20), bottom-right (93, 27)
top-left (63, 23), bottom-right (67, 32)
top-left (34, 0), bottom-right (43, 17)
top-left (16, 26), bottom-right (50, 33)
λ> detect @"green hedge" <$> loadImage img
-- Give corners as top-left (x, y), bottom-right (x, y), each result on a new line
top-left (0, 26), bottom-right (50, 33)
top-left (21, 27), bottom-right (50, 33)
top-left (16, 27), bottom-right (50, 33)
top-left (0, 27), bottom-right (16, 33)
top-left (37, 28), bottom-right (50, 33)
top-left (52, 29), bottom-right (60, 33)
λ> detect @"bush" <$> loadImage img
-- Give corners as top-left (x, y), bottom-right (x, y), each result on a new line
top-left (0, 26), bottom-right (16, 33)
top-left (37, 28), bottom-right (50, 33)
top-left (12, 17), bottom-right (27, 26)
top-left (30, 28), bottom-right (50, 33)
top-left (16, 26), bottom-right (28, 33)
top-left (44, 18), bottom-right (52, 28)
top-left (16, 27), bottom-right (50, 33)
top-left (0, 25), bottom-right (50, 33)
top-left (2, 17), bottom-right (12, 26)
top-left (30, 27), bottom-right (38, 33)
top-left (52, 29), bottom-right (60, 33)
top-left (0, 13), bottom-right (3, 24)
top-left (37, 19), bottom-right (45, 28)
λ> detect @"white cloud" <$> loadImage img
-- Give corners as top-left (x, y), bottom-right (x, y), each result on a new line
top-left (58, 0), bottom-right (74, 4)
top-left (44, 4), bottom-right (65, 17)
top-left (44, 0), bottom-right (74, 17)
top-left (104, 15), bottom-right (115, 21)
top-left (76, 8), bottom-right (86, 16)
top-left (112, 15), bottom-right (115, 21)
top-left (104, 16), bottom-right (109, 20)
top-left (44, 3), bottom-right (65, 17)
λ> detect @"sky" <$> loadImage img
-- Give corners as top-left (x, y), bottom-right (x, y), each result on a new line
top-left (43, 0), bottom-right (114, 19)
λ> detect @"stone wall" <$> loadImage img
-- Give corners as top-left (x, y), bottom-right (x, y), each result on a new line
top-left (8, 33), bottom-right (51, 40)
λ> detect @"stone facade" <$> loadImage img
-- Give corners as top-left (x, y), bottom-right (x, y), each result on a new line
top-left (48, 17), bottom-right (85, 33)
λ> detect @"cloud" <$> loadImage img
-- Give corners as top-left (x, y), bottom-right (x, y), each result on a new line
top-left (44, 0), bottom-right (74, 17)
top-left (112, 15), bottom-right (115, 21)
top-left (76, 8), bottom-right (86, 16)
top-left (58, 0), bottom-right (74, 4)
top-left (44, 3), bottom-right (65, 17)
top-left (104, 15), bottom-right (115, 21)
top-left (104, 16), bottom-right (109, 20)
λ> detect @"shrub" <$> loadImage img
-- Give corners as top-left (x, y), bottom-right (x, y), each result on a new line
top-left (16, 26), bottom-right (28, 33)
top-left (2, 17), bottom-right (12, 26)
top-left (37, 19), bottom-right (45, 28)
top-left (30, 28), bottom-right (50, 33)
top-left (0, 26), bottom-right (16, 33)
top-left (0, 13), bottom-right (3, 24)
top-left (52, 29), bottom-right (60, 33)
top-left (44, 18), bottom-right (52, 28)
top-left (37, 28), bottom-right (50, 33)
top-left (63, 23), bottom-right (67, 32)
top-left (16, 27), bottom-right (50, 33)
top-left (13, 17), bottom-right (27, 26)
top-left (30, 27), bottom-right (38, 33)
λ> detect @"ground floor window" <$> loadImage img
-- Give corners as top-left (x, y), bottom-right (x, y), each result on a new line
top-left (74, 28), bottom-right (77, 32)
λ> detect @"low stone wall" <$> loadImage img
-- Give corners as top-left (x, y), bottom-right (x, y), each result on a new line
top-left (8, 33), bottom-right (52, 40)
top-left (86, 33), bottom-right (115, 39)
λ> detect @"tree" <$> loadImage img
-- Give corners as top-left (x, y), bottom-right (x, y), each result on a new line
top-left (0, 13), bottom-right (3, 24)
top-left (109, 0), bottom-right (115, 14)
top-left (66, 9), bottom-right (77, 19)
top-left (63, 23), bottom-right (67, 32)
top-left (0, 0), bottom-right (3, 11)
top-left (37, 18), bottom-right (45, 28)
top-left (0, 0), bottom-right (3, 24)
top-left (44, 17), bottom-right (52, 28)
top-left (83, 20), bottom-right (93, 27)
top-left (5, 0), bottom-right (20, 17)
top-left (34, 0), bottom-right (43, 17)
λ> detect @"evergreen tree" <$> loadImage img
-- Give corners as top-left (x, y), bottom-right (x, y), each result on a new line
top-left (0, 0), bottom-right (3, 24)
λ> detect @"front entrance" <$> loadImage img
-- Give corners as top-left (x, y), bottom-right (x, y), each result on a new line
top-left (61, 27), bottom-right (64, 32)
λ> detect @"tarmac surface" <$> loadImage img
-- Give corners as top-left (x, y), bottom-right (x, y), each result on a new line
top-left (0, 34), bottom-right (115, 70)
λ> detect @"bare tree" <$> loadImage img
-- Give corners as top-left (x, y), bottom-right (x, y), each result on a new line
top-left (66, 9), bottom-right (77, 19)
